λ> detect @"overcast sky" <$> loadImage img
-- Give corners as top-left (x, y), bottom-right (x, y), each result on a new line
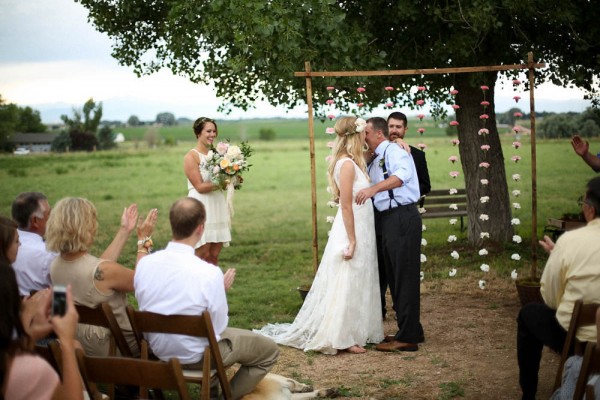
top-left (0, 0), bottom-right (593, 123)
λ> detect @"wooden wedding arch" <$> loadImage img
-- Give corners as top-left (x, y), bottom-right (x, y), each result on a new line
top-left (294, 52), bottom-right (546, 275)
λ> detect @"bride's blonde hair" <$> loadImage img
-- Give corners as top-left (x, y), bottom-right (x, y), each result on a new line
top-left (327, 116), bottom-right (369, 201)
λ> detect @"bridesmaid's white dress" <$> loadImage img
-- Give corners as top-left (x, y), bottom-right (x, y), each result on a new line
top-left (255, 158), bottom-right (383, 354)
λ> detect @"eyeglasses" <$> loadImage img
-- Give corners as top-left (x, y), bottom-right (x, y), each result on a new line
top-left (577, 195), bottom-right (592, 207)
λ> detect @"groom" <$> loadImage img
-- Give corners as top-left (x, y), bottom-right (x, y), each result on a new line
top-left (356, 117), bottom-right (424, 352)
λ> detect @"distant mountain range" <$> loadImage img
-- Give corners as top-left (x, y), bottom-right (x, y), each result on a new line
top-left (31, 95), bottom-right (593, 124)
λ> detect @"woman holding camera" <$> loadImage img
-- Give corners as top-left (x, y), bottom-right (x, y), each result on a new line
top-left (46, 198), bottom-right (157, 357)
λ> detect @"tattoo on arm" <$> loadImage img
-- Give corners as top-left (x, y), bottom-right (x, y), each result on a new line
top-left (94, 266), bottom-right (104, 281)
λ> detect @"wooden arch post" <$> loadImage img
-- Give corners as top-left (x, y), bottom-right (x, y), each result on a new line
top-left (295, 53), bottom-right (546, 275)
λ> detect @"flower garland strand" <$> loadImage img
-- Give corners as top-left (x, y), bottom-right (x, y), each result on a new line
top-left (447, 88), bottom-right (462, 278)
top-left (477, 85), bottom-right (492, 290)
top-left (510, 77), bottom-right (524, 280)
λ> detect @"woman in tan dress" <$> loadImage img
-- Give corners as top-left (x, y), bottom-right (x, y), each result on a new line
top-left (46, 198), bottom-right (157, 356)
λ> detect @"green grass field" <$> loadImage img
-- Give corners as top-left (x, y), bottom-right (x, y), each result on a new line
top-left (1, 121), bottom-right (598, 328)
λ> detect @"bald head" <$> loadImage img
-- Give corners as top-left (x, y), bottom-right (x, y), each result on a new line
top-left (169, 198), bottom-right (206, 240)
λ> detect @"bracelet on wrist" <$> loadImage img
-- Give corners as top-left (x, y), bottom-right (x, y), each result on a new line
top-left (137, 236), bottom-right (153, 250)
top-left (137, 249), bottom-right (149, 254)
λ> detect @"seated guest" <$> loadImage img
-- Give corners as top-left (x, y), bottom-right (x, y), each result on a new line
top-left (11, 192), bottom-right (57, 296)
top-left (517, 176), bottom-right (600, 400)
top-left (134, 197), bottom-right (279, 400)
top-left (1, 264), bottom-right (82, 400)
top-left (0, 215), bottom-right (20, 266)
top-left (46, 198), bottom-right (157, 357)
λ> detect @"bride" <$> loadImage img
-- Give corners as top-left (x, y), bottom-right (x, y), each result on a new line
top-left (255, 116), bottom-right (383, 354)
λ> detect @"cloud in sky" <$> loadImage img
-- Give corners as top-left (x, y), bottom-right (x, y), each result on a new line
top-left (0, 0), bottom-right (593, 123)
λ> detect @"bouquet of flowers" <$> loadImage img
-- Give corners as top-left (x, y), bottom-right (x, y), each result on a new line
top-left (205, 141), bottom-right (253, 191)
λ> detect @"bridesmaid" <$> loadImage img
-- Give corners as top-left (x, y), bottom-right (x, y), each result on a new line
top-left (183, 117), bottom-right (231, 266)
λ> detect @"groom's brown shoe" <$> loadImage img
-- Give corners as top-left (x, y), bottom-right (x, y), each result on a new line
top-left (383, 334), bottom-right (425, 343)
top-left (375, 340), bottom-right (418, 352)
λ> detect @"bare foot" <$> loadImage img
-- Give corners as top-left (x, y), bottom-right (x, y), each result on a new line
top-left (344, 345), bottom-right (366, 354)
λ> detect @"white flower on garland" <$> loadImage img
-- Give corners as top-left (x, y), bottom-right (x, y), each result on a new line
top-left (512, 190), bottom-right (521, 197)
top-left (480, 232), bottom-right (490, 239)
top-left (480, 179), bottom-right (489, 185)
top-left (449, 268), bottom-right (457, 277)
top-left (449, 218), bottom-right (458, 225)
top-left (480, 264), bottom-right (490, 272)
top-left (511, 253), bottom-right (521, 261)
top-left (326, 216), bottom-right (335, 223)
top-left (421, 238), bottom-right (427, 246)
top-left (449, 203), bottom-right (458, 210)
top-left (447, 235), bottom-right (457, 243)
top-left (422, 224), bottom-right (427, 231)
top-left (480, 196), bottom-right (490, 203)
top-left (479, 248), bottom-right (489, 256)
top-left (418, 207), bottom-right (426, 214)
top-left (420, 271), bottom-right (424, 281)
top-left (421, 254), bottom-right (427, 263)
top-left (326, 200), bottom-right (337, 208)
top-left (513, 235), bottom-right (522, 244)
top-left (511, 218), bottom-right (521, 225)
top-left (512, 173), bottom-right (521, 181)
top-left (326, 186), bottom-right (333, 194)
top-left (451, 251), bottom-right (459, 260)
top-left (479, 214), bottom-right (489, 221)
top-left (479, 280), bottom-right (487, 290)
top-left (513, 202), bottom-right (521, 209)
top-left (511, 269), bottom-right (519, 280)
top-left (449, 188), bottom-right (458, 195)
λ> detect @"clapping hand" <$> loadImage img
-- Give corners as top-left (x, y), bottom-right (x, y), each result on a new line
top-left (137, 208), bottom-right (158, 239)
top-left (571, 135), bottom-right (589, 157)
top-left (223, 268), bottom-right (236, 291)
top-left (121, 204), bottom-right (139, 234)
top-left (538, 235), bottom-right (555, 254)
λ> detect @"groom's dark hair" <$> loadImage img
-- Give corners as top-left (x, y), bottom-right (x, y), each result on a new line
top-left (170, 197), bottom-right (206, 240)
top-left (367, 117), bottom-right (389, 138)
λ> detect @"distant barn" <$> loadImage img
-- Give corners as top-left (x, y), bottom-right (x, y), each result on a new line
top-left (8, 133), bottom-right (59, 153)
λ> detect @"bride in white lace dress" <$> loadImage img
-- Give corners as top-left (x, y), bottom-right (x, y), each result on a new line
top-left (255, 117), bottom-right (383, 354)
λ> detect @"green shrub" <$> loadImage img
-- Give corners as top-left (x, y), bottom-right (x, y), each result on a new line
top-left (259, 128), bottom-right (276, 141)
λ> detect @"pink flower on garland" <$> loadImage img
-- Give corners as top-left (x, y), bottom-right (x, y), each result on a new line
top-left (326, 99), bottom-right (334, 105)
top-left (418, 128), bottom-right (425, 134)
top-left (416, 99), bottom-right (425, 106)
top-left (448, 156), bottom-right (458, 163)
top-left (450, 89), bottom-right (459, 95)
top-left (417, 86), bottom-right (427, 91)
top-left (327, 114), bottom-right (335, 120)
top-left (513, 95), bottom-right (521, 102)
top-left (480, 114), bottom-right (489, 120)
top-left (480, 145), bottom-right (490, 151)
top-left (478, 128), bottom-right (489, 135)
top-left (327, 141), bottom-right (334, 148)
top-left (449, 171), bottom-right (460, 178)
top-left (514, 112), bottom-right (523, 118)
top-left (479, 162), bottom-right (490, 169)
top-left (417, 113), bottom-right (425, 120)
top-left (357, 87), bottom-right (366, 93)
top-left (326, 86), bottom-right (335, 91)
top-left (512, 141), bottom-right (521, 149)
top-left (325, 127), bottom-right (335, 134)
top-left (451, 139), bottom-right (460, 146)
top-left (385, 86), bottom-right (394, 91)
top-left (325, 155), bottom-right (333, 162)
top-left (513, 126), bottom-right (522, 133)
top-left (417, 143), bottom-right (427, 150)
top-left (511, 155), bottom-right (522, 163)
top-left (385, 102), bottom-right (394, 108)
top-left (480, 101), bottom-right (490, 107)
top-left (452, 104), bottom-right (460, 110)
top-left (512, 79), bottom-right (521, 85)
top-left (481, 85), bottom-right (489, 91)
top-left (357, 103), bottom-right (364, 107)
top-left (450, 120), bottom-right (459, 126)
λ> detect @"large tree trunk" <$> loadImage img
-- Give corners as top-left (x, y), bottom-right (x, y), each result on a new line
top-left (455, 71), bottom-right (513, 247)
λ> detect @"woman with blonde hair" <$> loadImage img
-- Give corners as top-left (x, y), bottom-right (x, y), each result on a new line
top-left (256, 116), bottom-right (383, 354)
top-left (46, 198), bottom-right (157, 357)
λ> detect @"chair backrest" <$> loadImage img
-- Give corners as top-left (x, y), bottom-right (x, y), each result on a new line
top-left (76, 303), bottom-right (132, 357)
top-left (76, 348), bottom-right (191, 400)
top-left (554, 300), bottom-right (600, 392)
top-left (571, 308), bottom-right (600, 400)
top-left (126, 305), bottom-right (232, 400)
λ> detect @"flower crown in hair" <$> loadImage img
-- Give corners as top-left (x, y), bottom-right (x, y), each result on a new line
top-left (345, 118), bottom-right (367, 136)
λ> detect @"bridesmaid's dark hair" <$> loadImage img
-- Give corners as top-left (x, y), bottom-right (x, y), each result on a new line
top-left (0, 264), bottom-right (32, 400)
top-left (193, 117), bottom-right (218, 139)
top-left (0, 216), bottom-right (17, 265)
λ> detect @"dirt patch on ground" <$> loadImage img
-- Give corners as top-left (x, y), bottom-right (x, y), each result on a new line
top-left (269, 277), bottom-right (559, 399)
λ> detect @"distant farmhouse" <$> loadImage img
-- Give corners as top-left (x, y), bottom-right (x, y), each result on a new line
top-left (8, 133), bottom-right (59, 153)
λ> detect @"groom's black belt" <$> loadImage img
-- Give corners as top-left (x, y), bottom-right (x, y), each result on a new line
top-left (375, 203), bottom-right (417, 216)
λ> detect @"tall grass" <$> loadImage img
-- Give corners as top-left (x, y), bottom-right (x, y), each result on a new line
top-left (0, 129), bottom-right (598, 328)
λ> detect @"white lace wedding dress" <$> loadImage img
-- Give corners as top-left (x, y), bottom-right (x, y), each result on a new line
top-left (254, 158), bottom-right (383, 354)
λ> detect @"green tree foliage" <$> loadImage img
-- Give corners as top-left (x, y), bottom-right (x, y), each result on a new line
top-left (538, 108), bottom-right (600, 139)
top-left (0, 95), bottom-right (46, 151)
top-left (51, 132), bottom-right (72, 153)
top-left (156, 112), bottom-right (176, 126)
top-left (17, 106), bottom-right (46, 133)
top-left (77, 0), bottom-right (600, 244)
top-left (127, 115), bottom-right (141, 126)
top-left (259, 127), bottom-right (276, 141)
top-left (98, 125), bottom-right (117, 150)
top-left (61, 98), bottom-right (102, 151)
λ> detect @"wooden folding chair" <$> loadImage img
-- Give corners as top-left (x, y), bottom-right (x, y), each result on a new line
top-left (554, 300), bottom-right (600, 392)
top-left (126, 305), bottom-right (232, 400)
top-left (75, 303), bottom-right (133, 357)
top-left (76, 348), bottom-right (191, 400)
top-left (570, 308), bottom-right (600, 399)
